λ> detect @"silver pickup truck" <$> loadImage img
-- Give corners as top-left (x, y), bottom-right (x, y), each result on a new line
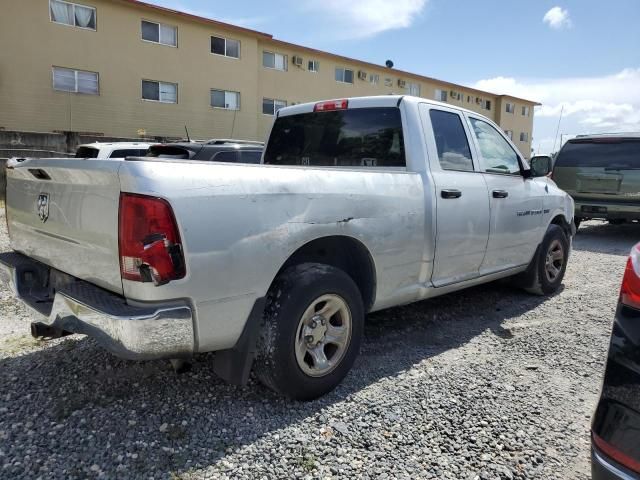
top-left (1, 96), bottom-right (574, 400)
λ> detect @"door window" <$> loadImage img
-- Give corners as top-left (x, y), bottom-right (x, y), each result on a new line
top-left (429, 110), bottom-right (474, 172)
top-left (211, 151), bottom-right (238, 162)
top-left (469, 118), bottom-right (521, 175)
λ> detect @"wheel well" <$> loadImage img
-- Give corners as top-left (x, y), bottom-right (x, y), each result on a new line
top-left (550, 214), bottom-right (572, 238)
top-left (277, 236), bottom-right (376, 311)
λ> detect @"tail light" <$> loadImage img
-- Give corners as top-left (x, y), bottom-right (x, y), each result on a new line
top-left (593, 432), bottom-right (640, 474)
top-left (620, 243), bottom-right (640, 309)
top-left (314, 99), bottom-right (348, 112)
top-left (118, 193), bottom-right (185, 285)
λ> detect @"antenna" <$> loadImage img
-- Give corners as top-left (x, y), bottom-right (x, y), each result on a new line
top-left (184, 125), bottom-right (191, 142)
top-left (385, 59), bottom-right (394, 68)
top-left (551, 105), bottom-right (564, 153)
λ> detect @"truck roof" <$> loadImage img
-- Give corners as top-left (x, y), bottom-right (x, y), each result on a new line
top-left (277, 95), bottom-right (492, 118)
top-left (78, 142), bottom-right (155, 148)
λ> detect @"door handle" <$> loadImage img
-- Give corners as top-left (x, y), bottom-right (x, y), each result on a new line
top-left (492, 190), bottom-right (509, 198)
top-left (441, 189), bottom-right (462, 199)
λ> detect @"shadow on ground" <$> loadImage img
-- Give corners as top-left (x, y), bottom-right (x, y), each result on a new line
top-left (0, 280), bottom-right (554, 478)
top-left (573, 220), bottom-right (640, 256)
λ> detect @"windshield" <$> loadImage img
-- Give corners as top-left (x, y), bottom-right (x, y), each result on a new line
top-left (263, 107), bottom-right (405, 167)
top-left (555, 139), bottom-right (640, 168)
top-left (75, 147), bottom-right (99, 158)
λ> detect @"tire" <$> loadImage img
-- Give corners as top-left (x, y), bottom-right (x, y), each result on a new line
top-left (520, 224), bottom-right (570, 296)
top-left (254, 263), bottom-right (364, 401)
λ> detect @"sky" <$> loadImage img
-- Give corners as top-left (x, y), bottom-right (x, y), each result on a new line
top-left (147, 0), bottom-right (640, 155)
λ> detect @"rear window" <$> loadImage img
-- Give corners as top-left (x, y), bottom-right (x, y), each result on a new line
top-left (555, 139), bottom-right (640, 168)
top-left (263, 107), bottom-right (406, 167)
top-left (146, 145), bottom-right (192, 159)
top-left (109, 149), bottom-right (149, 158)
top-left (239, 150), bottom-right (263, 164)
top-left (211, 151), bottom-right (238, 162)
top-left (75, 147), bottom-right (99, 158)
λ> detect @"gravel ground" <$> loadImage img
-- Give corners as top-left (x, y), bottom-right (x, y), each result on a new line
top-left (1, 207), bottom-right (638, 479)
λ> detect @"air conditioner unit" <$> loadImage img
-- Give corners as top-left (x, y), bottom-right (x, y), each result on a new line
top-left (450, 90), bottom-right (456, 97)
top-left (292, 55), bottom-right (303, 66)
top-left (357, 70), bottom-right (367, 81)
top-left (398, 79), bottom-right (406, 88)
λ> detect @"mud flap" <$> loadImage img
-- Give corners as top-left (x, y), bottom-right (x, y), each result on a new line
top-left (212, 297), bottom-right (266, 385)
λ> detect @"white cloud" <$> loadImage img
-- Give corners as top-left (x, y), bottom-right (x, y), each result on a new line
top-left (543, 6), bottom-right (571, 29)
top-left (303, 0), bottom-right (427, 38)
top-left (472, 68), bottom-right (640, 154)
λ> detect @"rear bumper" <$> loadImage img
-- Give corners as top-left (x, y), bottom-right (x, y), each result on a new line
top-left (592, 445), bottom-right (640, 480)
top-left (0, 251), bottom-right (194, 360)
top-left (575, 200), bottom-right (640, 221)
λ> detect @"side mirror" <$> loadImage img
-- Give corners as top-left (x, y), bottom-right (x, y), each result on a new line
top-left (529, 155), bottom-right (552, 177)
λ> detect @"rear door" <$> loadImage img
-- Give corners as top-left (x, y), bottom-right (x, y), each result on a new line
top-left (553, 138), bottom-right (640, 205)
top-left (420, 104), bottom-right (490, 286)
top-left (5, 159), bottom-right (123, 294)
top-left (466, 115), bottom-right (544, 274)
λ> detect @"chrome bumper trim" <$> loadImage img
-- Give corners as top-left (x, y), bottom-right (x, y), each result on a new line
top-left (0, 251), bottom-right (194, 360)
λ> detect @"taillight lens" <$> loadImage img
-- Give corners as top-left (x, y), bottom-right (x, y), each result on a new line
top-left (314, 99), bottom-right (348, 112)
top-left (620, 243), bottom-right (640, 309)
top-left (593, 432), bottom-right (640, 474)
top-left (118, 193), bottom-right (185, 285)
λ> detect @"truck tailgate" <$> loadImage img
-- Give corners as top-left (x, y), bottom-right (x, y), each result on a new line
top-left (6, 159), bottom-right (123, 294)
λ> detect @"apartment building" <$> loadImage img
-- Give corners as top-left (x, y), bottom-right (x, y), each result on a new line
top-left (0, 0), bottom-right (539, 156)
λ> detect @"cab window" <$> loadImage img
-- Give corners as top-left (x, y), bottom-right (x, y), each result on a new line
top-left (469, 118), bottom-right (520, 175)
top-left (429, 109), bottom-right (474, 172)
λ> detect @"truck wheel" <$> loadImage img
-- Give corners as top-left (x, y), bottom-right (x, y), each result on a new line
top-left (254, 263), bottom-right (364, 401)
top-left (521, 224), bottom-right (569, 296)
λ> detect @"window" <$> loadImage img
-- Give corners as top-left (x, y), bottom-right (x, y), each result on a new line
top-left (434, 89), bottom-right (447, 102)
top-left (264, 107), bottom-right (405, 168)
top-left (522, 106), bottom-right (530, 116)
top-left (141, 20), bottom-right (177, 46)
top-left (262, 98), bottom-right (287, 115)
top-left (50, 0), bottom-right (96, 29)
top-left (467, 95), bottom-right (472, 103)
top-left (308, 60), bottom-right (319, 72)
top-left (75, 146), bottom-right (99, 158)
top-left (483, 100), bottom-right (491, 110)
top-left (109, 149), bottom-right (149, 158)
top-left (211, 151), bottom-right (238, 162)
top-left (408, 83), bottom-right (421, 96)
top-left (369, 74), bottom-right (379, 85)
top-left (239, 150), bottom-right (263, 164)
top-left (211, 89), bottom-right (240, 110)
top-left (520, 132), bottom-right (529, 142)
top-left (263, 51), bottom-right (287, 71)
top-left (504, 130), bottom-right (513, 140)
top-left (505, 102), bottom-right (515, 114)
top-left (211, 36), bottom-right (240, 58)
top-left (52, 67), bottom-right (99, 94)
top-left (430, 110), bottom-right (474, 172)
top-left (554, 139), bottom-right (640, 168)
top-left (335, 67), bottom-right (354, 84)
top-left (470, 118), bottom-right (520, 174)
top-left (142, 80), bottom-right (177, 103)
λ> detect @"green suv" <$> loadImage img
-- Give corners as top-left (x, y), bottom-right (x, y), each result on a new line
top-left (552, 134), bottom-right (640, 228)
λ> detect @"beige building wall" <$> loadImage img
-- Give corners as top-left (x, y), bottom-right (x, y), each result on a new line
top-left (0, 0), bottom-right (538, 156)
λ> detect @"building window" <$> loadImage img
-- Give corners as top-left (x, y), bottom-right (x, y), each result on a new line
top-left (211, 36), bottom-right (240, 58)
top-left (368, 74), bottom-right (379, 85)
top-left (505, 102), bottom-right (515, 114)
top-left (408, 83), bottom-right (421, 96)
top-left (335, 68), bottom-right (354, 84)
top-left (211, 89), bottom-right (240, 110)
top-left (142, 80), bottom-right (177, 103)
top-left (520, 132), bottom-right (529, 142)
top-left (522, 106), bottom-right (530, 116)
top-left (483, 100), bottom-right (491, 110)
top-left (52, 67), bottom-right (99, 94)
top-left (308, 60), bottom-right (319, 72)
top-left (467, 95), bottom-right (472, 103)
top-left (505, 130), bottom-right (513, 140)
top-left (263, 51), bottom-right (287, 71)
top-left (141, 20), bottom-right (177, 46)
top-left (262, 98), bottom-right (286, 115)
top-left (434, 89), bottom-right (447, 102)
top-left (50, 0), bottom-right (96, 30)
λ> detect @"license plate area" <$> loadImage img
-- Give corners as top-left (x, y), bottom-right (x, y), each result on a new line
top-left (581, 205), bottom-right (608, 214)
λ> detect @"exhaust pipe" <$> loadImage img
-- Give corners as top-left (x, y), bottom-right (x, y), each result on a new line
top-left (30, 323), bottom-right (72, 339)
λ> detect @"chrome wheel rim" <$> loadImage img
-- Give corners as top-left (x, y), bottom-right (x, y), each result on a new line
top-left (294, 294), bottom-right (352, 378)
top-left (544, 239), bottom-right (564, 282)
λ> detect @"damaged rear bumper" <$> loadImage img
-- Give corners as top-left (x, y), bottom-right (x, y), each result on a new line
top-left (0, 251), bottom-right (194, 360)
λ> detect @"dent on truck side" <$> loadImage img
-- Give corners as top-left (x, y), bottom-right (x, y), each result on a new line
top-left (118, 160), bottom-right (427, 353)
